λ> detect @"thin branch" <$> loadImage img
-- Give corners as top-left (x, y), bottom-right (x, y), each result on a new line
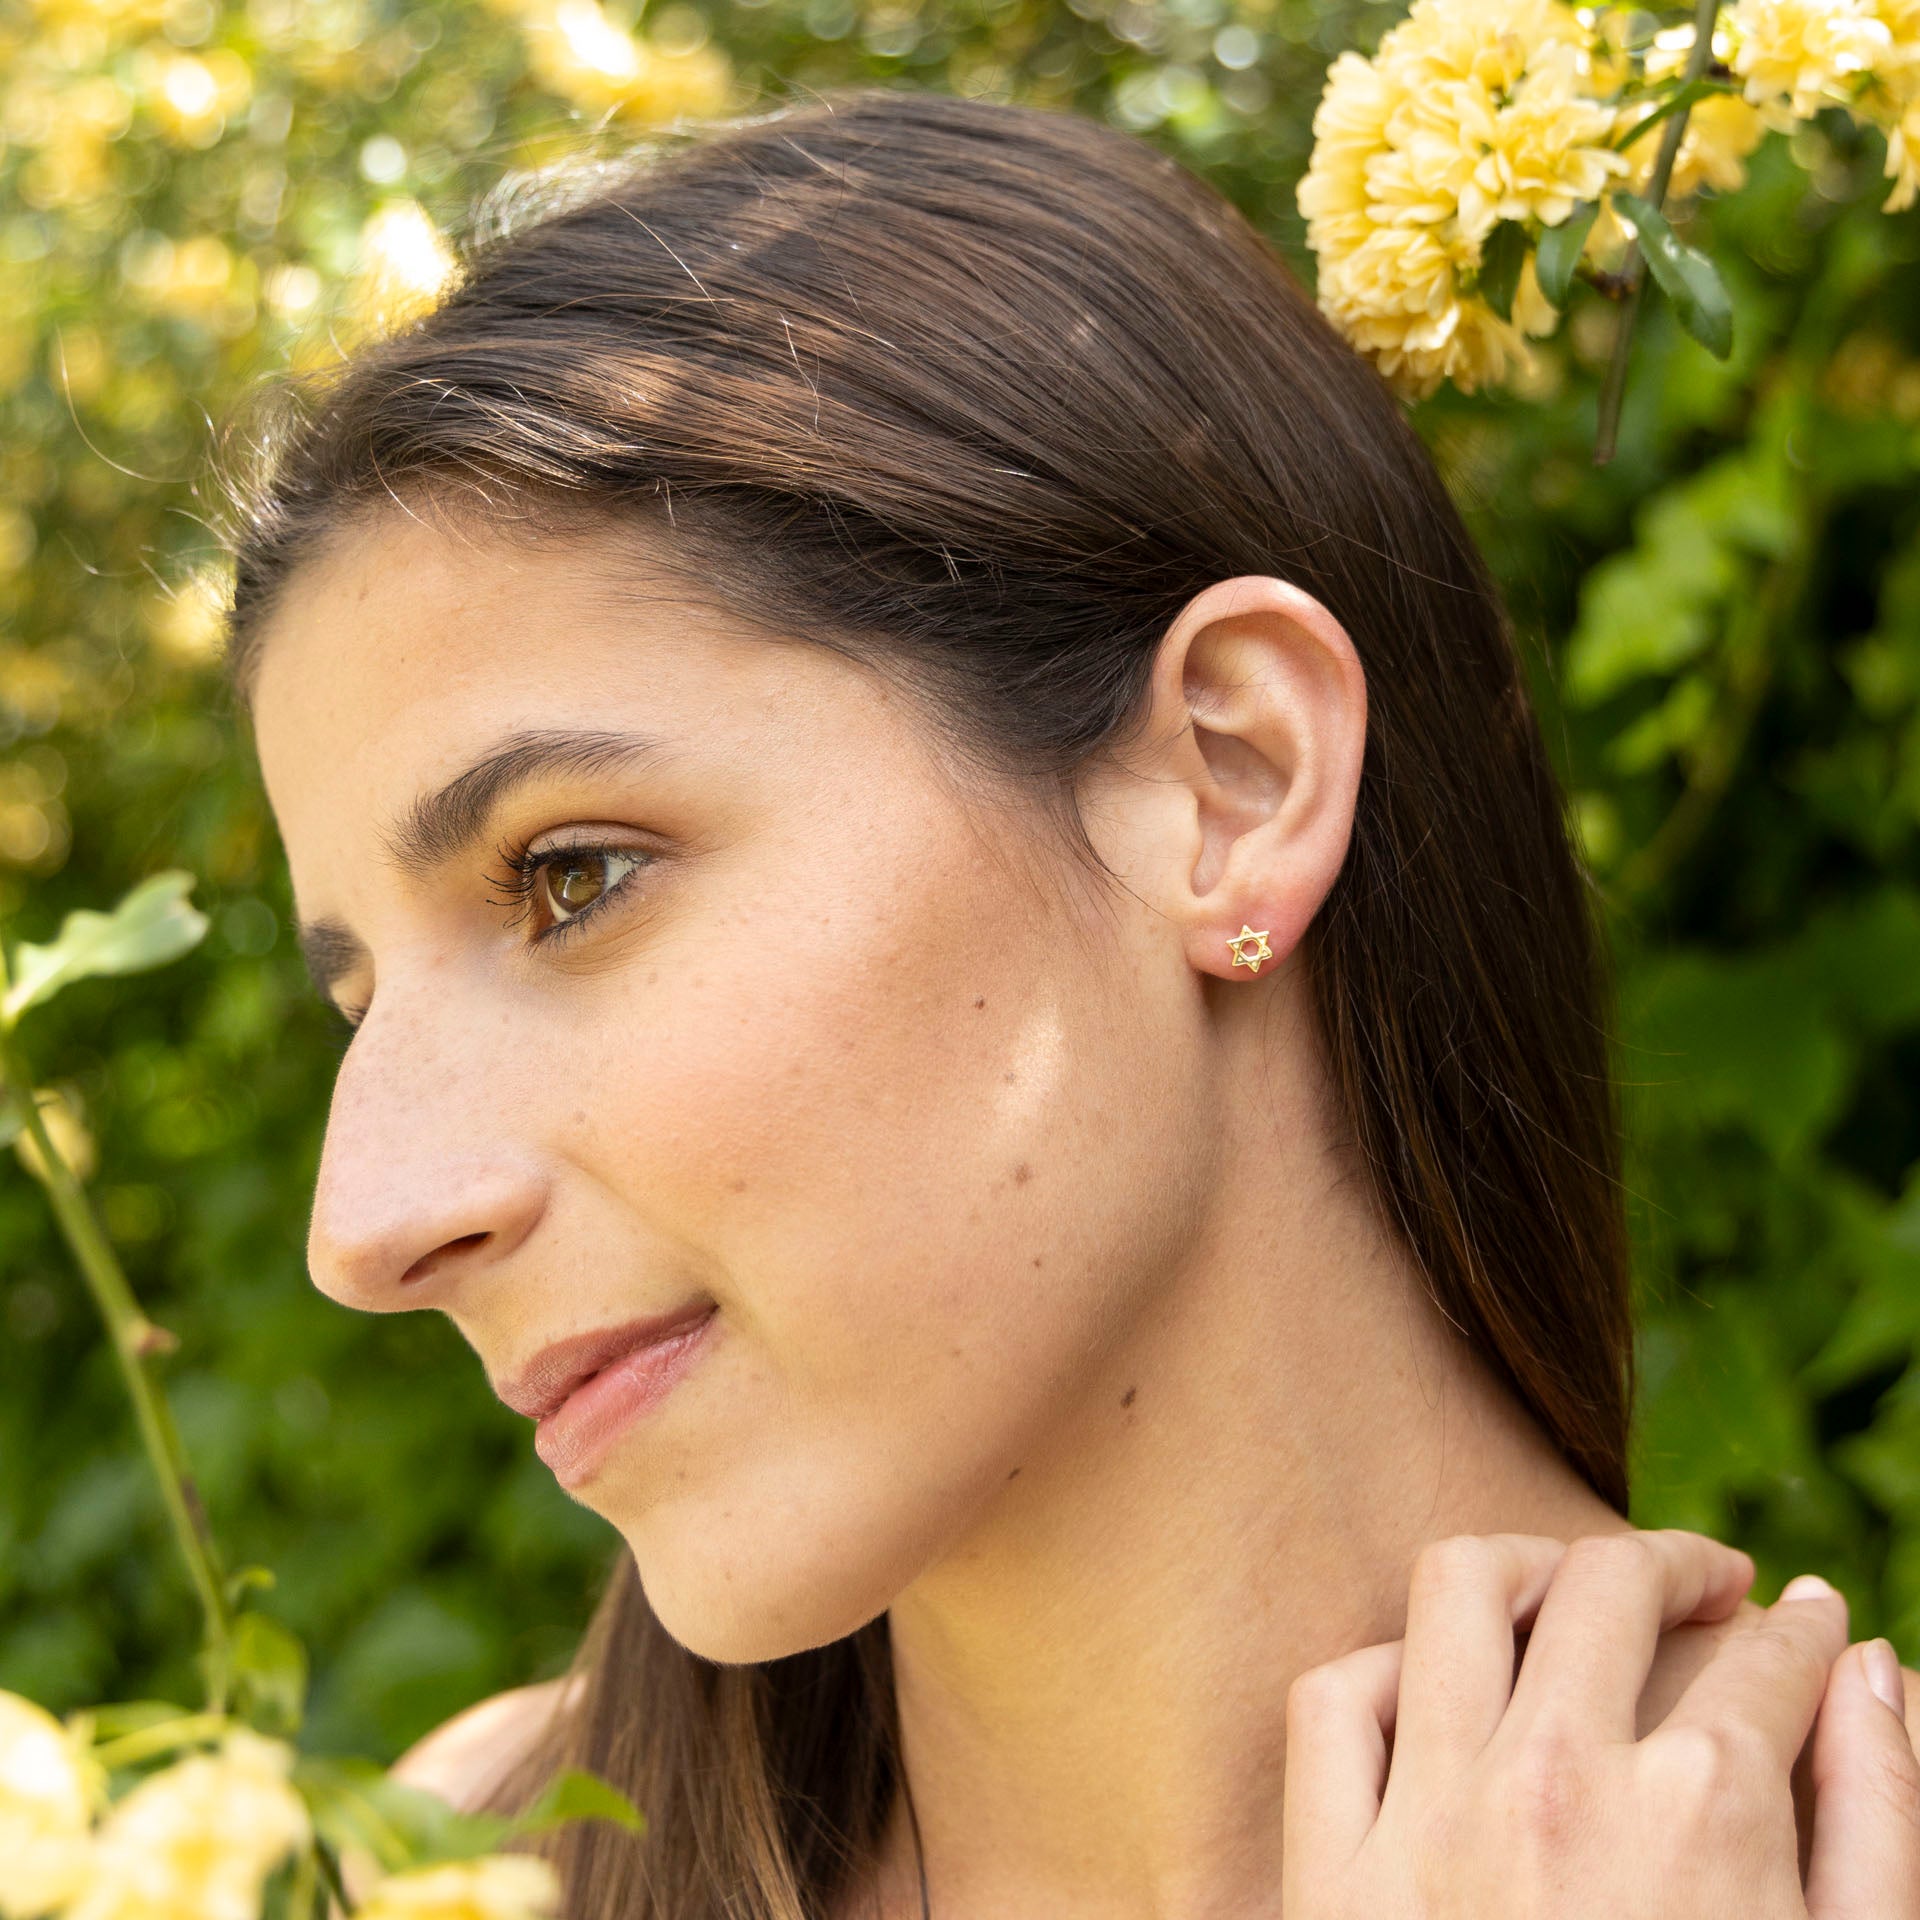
top-left (1594, 0), bottom-right (1723, 465)
top-left (0, 1037), bottom-right (235, 1708)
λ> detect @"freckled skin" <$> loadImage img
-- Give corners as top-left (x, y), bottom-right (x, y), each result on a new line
top-left (253, 512), bottom-right (1216, 1664)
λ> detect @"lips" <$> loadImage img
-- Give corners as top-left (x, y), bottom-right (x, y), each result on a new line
top-left (493, 1299), bottom-right (717, 1422)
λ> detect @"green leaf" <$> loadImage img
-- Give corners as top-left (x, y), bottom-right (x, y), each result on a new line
top-left (1563, 440), bottom-right (1792, 704)
top-left (232, 1611), bottom-right (309, 1737)
top-left (1536, 200), bottom-right (1599, 308)
top-left (510, 1767), bottom-right (646, 1838)
top-left (1789, 888), bottom-right (1920, 1036)
top-left (2, 871), bottom-right (209, 1026)
top-left (1608, 76), bottom-right (1738, 152)
top-left (1613, 190), bottom-right (1734, 359)
top-left (296, 1756), bottom-right (513, 1872)
top-left (1622, 948), bottom-right (1853, 1160)
top-left (225, 1564), bottom-right (278, 1608)
top-left (83, 1700), bottom-right (197, 1741)
top-left (1477, 219), bottom-right (1528, 322)
top-left (0, 1089), bottom-right (20, 1152)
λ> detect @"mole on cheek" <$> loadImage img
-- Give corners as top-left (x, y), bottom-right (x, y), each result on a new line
top-left (1012, 1163), bottom-right (1032, 1186)
top-left (1121, 1386), bottom-right (1137, 1409)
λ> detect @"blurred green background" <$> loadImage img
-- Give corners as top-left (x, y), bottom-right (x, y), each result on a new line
top-left (2, 0), bottom-right (1918, 1759)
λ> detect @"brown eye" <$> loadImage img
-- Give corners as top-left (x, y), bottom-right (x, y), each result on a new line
top-left (538, 849), bottom-right (642, 924)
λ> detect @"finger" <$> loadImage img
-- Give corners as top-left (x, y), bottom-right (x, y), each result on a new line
top-left (1805, 1638), bottom-right (1920, 1920)
top-left (1655, 1574), bottom-right (1851, 1775)
top-left (1503, 1530), bottom-right (1755, 1744)
top-left (1389, 1533), bottom-right (1568, 1790)
top-left (1282, 1640), bottom-right (1403, 1879)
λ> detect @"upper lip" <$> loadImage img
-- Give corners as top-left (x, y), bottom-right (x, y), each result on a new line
top-left (493, 1300), bottom-right (716, 1422)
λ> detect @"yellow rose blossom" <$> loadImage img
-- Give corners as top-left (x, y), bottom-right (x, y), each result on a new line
top-left (1859, 0), bottom-right (1920, 206)
top-left (1728, 0), bottom-right (1892, 118)
top-left (0, 1692), bottom-right (98, 1920)
top-left (1883, 89), bottom-right (1920, 205)
top-left (1299, 0), bottom-right (1620, 397)
top-left (1727, 0), bottom-right (1920, 207)
top-left (1616, 23), bottom-right (1769, 198)
top-left (61, 1730), bottom-right (308, 1920)
top-left (354, 1854), bottom-right (563, 1920)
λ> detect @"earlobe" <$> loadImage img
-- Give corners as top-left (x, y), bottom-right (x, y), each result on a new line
top-left (1143, 576), bottom-right (1367, 986)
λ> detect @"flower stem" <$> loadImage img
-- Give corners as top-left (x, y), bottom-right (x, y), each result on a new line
top-left (316, 1839), bottom-right (358, 1918)
top-left (1593, 0), bottom-right (1723, 465)
top-left (286, 1838), bottom-right (319, 1920)
top-left (0, 1028), bottom-right (235, 1710)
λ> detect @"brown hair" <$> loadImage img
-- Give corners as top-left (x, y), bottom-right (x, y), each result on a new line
top-left (219, 85), bottom-right (1631, 1920)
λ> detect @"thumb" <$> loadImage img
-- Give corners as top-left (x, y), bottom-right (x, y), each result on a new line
top-left (1805, 1638), bottom-right (1920, 1920)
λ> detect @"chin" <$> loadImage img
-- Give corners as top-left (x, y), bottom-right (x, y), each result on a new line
top-left (632, 1545), bottom-right (900, 1665)
top-left (616, 1508), bottom-right (918, 1665)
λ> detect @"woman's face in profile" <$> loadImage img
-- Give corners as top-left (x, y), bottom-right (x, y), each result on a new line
top-left (252, 506), bottom-right (1223, 1662)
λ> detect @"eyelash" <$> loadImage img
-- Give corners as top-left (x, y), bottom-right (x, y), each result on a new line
top-left (486, 836), bottom-right (653, 947)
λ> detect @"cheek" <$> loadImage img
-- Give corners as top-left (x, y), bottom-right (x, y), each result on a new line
top-left (559, 811), bottom-right (1210, 1477)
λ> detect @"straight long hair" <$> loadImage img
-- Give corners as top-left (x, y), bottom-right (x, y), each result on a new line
top-left (218, 86), bottom-right (1632, 1920)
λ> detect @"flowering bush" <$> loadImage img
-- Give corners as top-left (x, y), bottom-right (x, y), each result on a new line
top-left (1298, 0), bottom-right (1920, 451)
top-left (0, 879), bottom-right (634, 1920)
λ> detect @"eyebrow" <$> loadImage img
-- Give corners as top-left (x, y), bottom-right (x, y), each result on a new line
top-left (295, 727), bottom-right (668, 1001)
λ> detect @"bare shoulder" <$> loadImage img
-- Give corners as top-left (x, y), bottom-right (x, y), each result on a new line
top-left (389, 1673), bottom-right (585, 1813)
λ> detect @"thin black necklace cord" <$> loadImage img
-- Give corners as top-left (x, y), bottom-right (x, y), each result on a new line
top-left (903, 1760), bottom-right (932, 1920)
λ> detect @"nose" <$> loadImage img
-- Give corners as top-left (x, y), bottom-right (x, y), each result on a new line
top-left (307, 996), bottom-right (549, 1312)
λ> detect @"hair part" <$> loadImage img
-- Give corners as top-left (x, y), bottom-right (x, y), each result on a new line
top-left (216, 85), bottom-right (1631, 1920)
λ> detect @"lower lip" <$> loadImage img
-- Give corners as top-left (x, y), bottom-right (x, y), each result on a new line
top-left (534, 1308), bottom-right (716, 1489)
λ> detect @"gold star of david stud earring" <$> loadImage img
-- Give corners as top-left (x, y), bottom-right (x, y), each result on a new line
top-left (1226, 925), bottom-right (1273, 974)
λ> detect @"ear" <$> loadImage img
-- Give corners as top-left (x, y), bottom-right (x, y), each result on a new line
top-left (1129, 576), bottom-right (1366, 985)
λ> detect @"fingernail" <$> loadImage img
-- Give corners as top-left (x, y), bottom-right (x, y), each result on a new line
top-left (1864, 1638), bottom-right (1904, 1714)
top-left (1781, 1573), bottom-right (1840, 1602)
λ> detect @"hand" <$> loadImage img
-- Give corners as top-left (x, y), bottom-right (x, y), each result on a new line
top-left (1281, 1530), bottom-right (1920, 1917)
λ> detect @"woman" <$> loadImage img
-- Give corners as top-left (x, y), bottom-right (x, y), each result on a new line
top-left (218, 87), bottom-right (1919, 1918)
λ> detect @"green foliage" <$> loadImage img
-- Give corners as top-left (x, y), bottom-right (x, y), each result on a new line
top-left (1614, 189), bottom-right (1736, 360)
top-left (1432, 118), bottom-right (1920, 1647)
top-left (1537, 199), bottom-right (1600, 310)
top-left (294, 1756), bottom-right (642, 1870)
top-left (1, 0), bottom-right (1918, 1762)
top-left (1477, 218), bottom-right (1529, 323)
top-left (0, 871), bottom-right (208, 1027)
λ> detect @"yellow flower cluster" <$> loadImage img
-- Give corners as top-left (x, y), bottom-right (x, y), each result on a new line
top-left (0, 1698), bottom-right (558, 1920)
top-left (0, 1695), bottom-right (99, 1920)
top-left (1297, 0), bottom-right (1627, 398)
top-left (1616, 22), bottom-right (1769, 201)
top-left (0, 1711), bottom-right (301, 1920)
top-left (357, 1856), bottom-right (563, 1920)
top-left (62, 1730), bottom-right (308, 1920)
top-left (1301, 0), bottom-right (1920, 393)
top-left (1728, 0), bottom-right (1920, 206)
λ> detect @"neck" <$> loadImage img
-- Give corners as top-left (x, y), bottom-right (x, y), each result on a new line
top-left (869, 1070), bottom-right (1624, 1920)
